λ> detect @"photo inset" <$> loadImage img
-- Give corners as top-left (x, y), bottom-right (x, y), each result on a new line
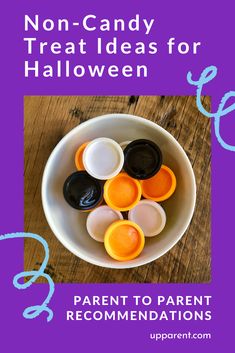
top-left (24, 96), bottom-right (211, 283)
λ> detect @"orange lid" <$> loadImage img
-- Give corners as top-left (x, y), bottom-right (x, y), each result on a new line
top-left (75, 142), bottom-right (89, 170)
top-left (141, 165), bottom-right (176, 202)
top-left (104, 173), bottom-right (141, 211)
top-left (104, 220), bottom-right (145, 261)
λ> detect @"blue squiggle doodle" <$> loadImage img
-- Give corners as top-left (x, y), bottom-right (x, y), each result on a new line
top-left (187, 65), bottom-right (235, 152)
top-left (0, 232), bottom-right (54, 322)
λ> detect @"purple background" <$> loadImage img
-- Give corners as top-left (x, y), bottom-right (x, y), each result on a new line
top-left (0, 0), bottom-right (234, 351)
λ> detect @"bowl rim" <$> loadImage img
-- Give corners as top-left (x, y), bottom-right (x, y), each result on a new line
top-left (41, 113), bottom-right (197, 269)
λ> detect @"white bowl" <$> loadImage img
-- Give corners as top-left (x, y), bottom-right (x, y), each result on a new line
top-left (42, 114), bottom-right (196, 269)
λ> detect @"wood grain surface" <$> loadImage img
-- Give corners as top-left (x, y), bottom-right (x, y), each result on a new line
top-left (24, 96), bottom-right (211, 283)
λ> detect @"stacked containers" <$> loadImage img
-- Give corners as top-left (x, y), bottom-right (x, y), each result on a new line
top-left (63, 138), bottom-right (176, 262)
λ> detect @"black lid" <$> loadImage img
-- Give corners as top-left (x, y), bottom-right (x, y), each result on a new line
top-left (63, 171), bottom-right (103, 210)
top-left (123, 139), bottom-right (162, 180)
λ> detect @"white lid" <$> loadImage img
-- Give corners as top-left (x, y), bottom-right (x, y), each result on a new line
top-left (86, 205), bottom-right (123, 242)
top-left (128, 200), bottom-right (166, 237)
top-left (83, 138), bottom-right (124, 180)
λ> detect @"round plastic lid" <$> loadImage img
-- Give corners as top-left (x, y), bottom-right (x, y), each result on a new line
top-left (128, 200), bottom-right (166, 237)
top-left (104, 173), bottom-right (142, 211)
top-left (119, 140), bottom-right (132, 150)
top-left (141, 165), bottom-right (176, 202)
top-left (63, 171), bottom-right (103, 210)
top-left (83, 137), bottom-right (124, 180)
top-left (75, 142), bottom-right (89, 170)
top-left (123, 139), bottom-right (162, 180)
top-left (86, 206), bottom-right (123, 242)
top-left (104, 220), bottom-right (145, 261)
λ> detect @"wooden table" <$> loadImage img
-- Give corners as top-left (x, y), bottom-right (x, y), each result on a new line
top-left (24, 96), bottom-right (211, 283)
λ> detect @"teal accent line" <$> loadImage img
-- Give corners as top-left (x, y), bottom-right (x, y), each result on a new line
top-left (187, 65), bottom-right (235, 152)
top-left (0, 232), bottom-right (55, 322)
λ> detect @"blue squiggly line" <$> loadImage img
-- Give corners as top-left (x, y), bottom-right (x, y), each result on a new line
top-left (0, 232), bottom-right (55, 322)
top-left (187, 65), bottom-right (235, 152)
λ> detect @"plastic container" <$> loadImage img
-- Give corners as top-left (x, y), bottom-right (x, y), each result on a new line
top-left (119, 140), bottom-right (132, 150)
top-left (128, 200), bottom-right (166, 237)
top-left (86, 206), bottom-right (123, 242)
top-left (104, 172), bottom-right (141, 211)
top-left (75, 142), bottom-right (89, 170)
top-left (104, 220), bottom-right (145, 261)
top-left (63, 171), bottom-right (103, 211)
top-left (141, 165), bottom-right (176, 202)
top-left (83, 137), bottom-right (124, 180)
top-left (123, 139), bottom-right (162, 180)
